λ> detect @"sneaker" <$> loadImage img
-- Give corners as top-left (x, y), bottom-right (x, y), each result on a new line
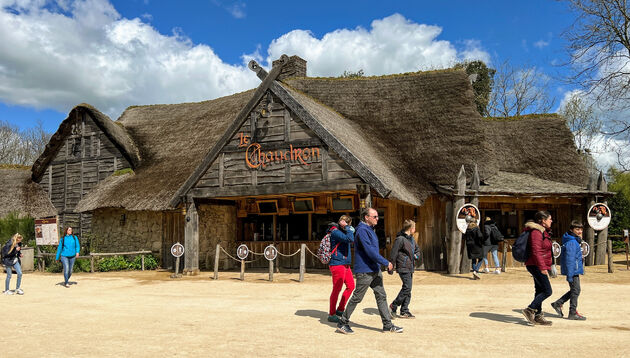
top-left (568, 312), bottom-right (587, 321)
top-left (398, 312), bottom-right (415, 319)
top-left (483, 267), bottom-right (490, 273)
top-left (494, 269), bottom-right (501, 274)
top-left (327, 315), bottom-right (340, 323)
top-left (15, 288), bottom-right (23, 295)
top-left (336, 323), bottom-right (354, 335)
top-left (472, 271), bottom-right (481, 280)
top-left (551, 301), bottom-right (563, 317)
top-left (389, 303), bottom-right (397, 318)
top-left (2, 290), bottom-right (14, 295)
top-left (383, 325), bottom-right (404, 333)
top-left (534, 313), bottom-right (553, 326)
top-left (522, 307), bottom-right (536, 325)
top-left (335, 309), bottom-right (344, 317)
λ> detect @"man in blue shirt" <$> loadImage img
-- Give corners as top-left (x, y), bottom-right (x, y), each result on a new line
top-left (336, 207), bottom-right (403, 334)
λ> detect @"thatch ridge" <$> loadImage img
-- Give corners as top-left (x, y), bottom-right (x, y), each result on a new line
top-left (31, 104), bottom-right (141, 181)
top-left (0, 168), bottom-right (57, 218)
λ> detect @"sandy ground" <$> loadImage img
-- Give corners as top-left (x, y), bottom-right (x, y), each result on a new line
top-left (3, 255), bottom-right (630, 358)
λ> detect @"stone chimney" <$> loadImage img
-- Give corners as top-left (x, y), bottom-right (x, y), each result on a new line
top-left (273, 55), bottom-right (307, 80)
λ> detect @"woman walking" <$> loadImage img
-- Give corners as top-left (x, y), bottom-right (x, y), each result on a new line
top-left (2, 233), bottom-right (24, 295)
top-left (464, 221), bottom-right (484, 280)
top-left (522, 211), bottom-right (554, 326)
top-left (327, 215), bottom-right (355, 322)
top-left (56, 227), bottom-right (81, 288)
top-left (389, 219), bottom-right (420, 318)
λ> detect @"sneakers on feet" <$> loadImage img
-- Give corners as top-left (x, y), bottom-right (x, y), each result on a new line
top-left (327, 315), bottom-right (340, 323)
top-left (383, 325), bottom-right (404, 333)
top-left (398, 312), bottom-right (415, 319)
top-left (551, 301), bottom-right (563, 317)
top-left (534, 313), bottom-right (553, 326)
top-left (472, 271), bottom-right (481, 280)
top-left (336, 323), bottom-right (354, 334)
top-left (568, 312), bottom-right (587, 320)
top-left (483, 267), bottom-right (490, 273)
top-left (2, 290), bottom-right (14, 295)
top-left (494, 269), bottom-right (501, 274)
top-left (335, 309), bottom-right (344, 317)
top-left (15, 288), bottom-right (23, 295)
top-left (389, 303), bottom-right (397, 318)
top-left (522, 307), bottom-right (536, 324)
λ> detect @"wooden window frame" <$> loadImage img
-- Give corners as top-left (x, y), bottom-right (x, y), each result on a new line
top-left (291, 198), bottom-right (315, 214)
top-left (329, 195), bottom-right (355, 213)
top-left (256, 200), bottom-right (279, 215)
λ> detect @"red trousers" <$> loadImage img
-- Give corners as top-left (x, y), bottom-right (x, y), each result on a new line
top-left (329, 264), bottom-right (355, 315)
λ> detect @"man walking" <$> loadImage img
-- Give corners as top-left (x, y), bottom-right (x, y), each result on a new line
top-left (336, 207), bottom-right (403, 334)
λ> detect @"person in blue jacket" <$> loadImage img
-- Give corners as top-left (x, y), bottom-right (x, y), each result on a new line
top-left (327, 215), bottom-right (355, 323)
top-left (550, 221), bottom-right (586, 320)
top-left (56, 226), bottom-right (81, 288)
top-left (336, 207), bottom-right (403, 334)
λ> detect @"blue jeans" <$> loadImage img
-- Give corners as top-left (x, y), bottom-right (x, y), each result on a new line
top-left (472, 258), bottom-right (482, 272)
top-left (60, 256), bottom-right (76, 284)
top-left (526, 265), bottom-right (553, 314)
top-left (5, 261), bottom-right (22, 291)
top-left (490, 245), bottom-right (500, 267)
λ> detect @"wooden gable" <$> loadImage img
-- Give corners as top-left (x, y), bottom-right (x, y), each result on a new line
top-left (190, 91), bottom-right (363, 198)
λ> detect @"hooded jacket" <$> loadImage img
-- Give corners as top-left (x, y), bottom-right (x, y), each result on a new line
top-left (560, 231), bottom-right (584, 281)
top-left (328, 224), bottom-right (355, 266)
top-left (464, 226), bottom-right (484, 260)
top-left (524, 222), bottom-right (552, 270)
top-left (1, 239), bottom-right (22, 266)
top-left (390, 231), bottom-right (420, 273)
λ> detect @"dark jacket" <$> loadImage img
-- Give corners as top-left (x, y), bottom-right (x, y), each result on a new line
top-left (560, 231), bottom-right (584, 281)
top-left (464, 226), bottom-right (484, 260)
top-left (2, 239), bottom-right (22, 266)
top-left (524, 222), bottom-right (552, 270)
top-left (390, 231), bottom-right (420, 273)
top-left (328, 224), bottom-right (355, 266)
top-left (353, 221), bottom-right (389, 273)
top-left (483, 221), bottom-right (504, 245)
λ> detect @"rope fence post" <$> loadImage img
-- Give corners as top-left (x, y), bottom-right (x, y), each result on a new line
top-left (240, 259), bottom-right (245, 281)
top-left (269, 256), bottom-right (274, 282)
top-left (299, 243), bottom-right (306, 282)
top-left (501, 242), bottom-right (507, 272)
top-left (213, 244), bottom-right (221, 280)
top-left (608, 240), bottom-right (614, 273)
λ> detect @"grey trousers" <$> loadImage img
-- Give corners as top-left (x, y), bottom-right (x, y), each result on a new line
top-left (340, 271), bottom-right (393, 328)
top-left (556, 275), bottom-right (581, 314)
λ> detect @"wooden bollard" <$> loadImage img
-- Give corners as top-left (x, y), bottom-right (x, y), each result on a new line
top-left (608, 240), bottom-right (614, 273)
top-left (501, 242), bottom-right (508, 272)
top-left (240, 259), bottom-right (245, 281)
top-left (299, 244), bottom-right (306, 282)
top-left (141, 254), bottom-right (145, 271)
top-left (213, 244), bottom-right (221, 280)
top-left (269, 257), bottom-right (274, 282)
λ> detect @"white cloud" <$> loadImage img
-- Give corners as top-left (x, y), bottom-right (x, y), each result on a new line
top-left (534, 39), bottom-right (549, 49)
top-left (265, 14), bottom-right (490, 76)
top-left (212, 0), bottom-right (246, 19)
top-left (0, 4), bottom-right (490, 123)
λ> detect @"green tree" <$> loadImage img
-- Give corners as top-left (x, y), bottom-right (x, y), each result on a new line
top-left (607, 167), bottom-right (630, 234)
top-left (454, 60), bottom-right (495, 116)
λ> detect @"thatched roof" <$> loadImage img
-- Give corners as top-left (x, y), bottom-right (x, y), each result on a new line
top-left (75, 90), bottom-right (256, 212)
top-left (32, 104), bottom-right (141, 181)
top-left (0, 167), bottom-right (57, 218)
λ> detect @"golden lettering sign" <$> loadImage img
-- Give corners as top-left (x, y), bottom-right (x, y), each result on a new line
top-left (237, 132), bottom-right (320, 169)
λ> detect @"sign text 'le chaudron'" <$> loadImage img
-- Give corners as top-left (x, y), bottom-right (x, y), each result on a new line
top-left (238, 132), bottom-right (320, 169)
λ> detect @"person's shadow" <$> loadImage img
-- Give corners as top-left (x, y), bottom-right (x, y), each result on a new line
top-left (294, 309), bottom-right (382, 332)
top-left (469, 311), bottom-right (531, 326)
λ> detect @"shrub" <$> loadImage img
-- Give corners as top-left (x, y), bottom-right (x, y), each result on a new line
top-left (0, 212), bottom-right (34, 244)
top-left (75, 258), bottom-right (92, 272)
top-left (98, 256), bottom-right (129, 272)
top-left (46, 260), bottom-right (62, 273)
top-left (128, 254), bottom-right (158, 270)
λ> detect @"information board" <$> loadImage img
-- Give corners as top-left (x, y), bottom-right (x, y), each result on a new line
top-left (35, 218), bottom-right (59, 246)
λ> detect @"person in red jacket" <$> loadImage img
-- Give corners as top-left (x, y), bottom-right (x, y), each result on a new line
top-left (522, 211), bottom-right (554, 326)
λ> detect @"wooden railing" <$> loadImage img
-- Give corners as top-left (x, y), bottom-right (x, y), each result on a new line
top-left (35, 250), bottom-right (152, 273)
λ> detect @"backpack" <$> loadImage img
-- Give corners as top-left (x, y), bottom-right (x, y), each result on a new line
top-left (317, 229), bottom-right (340, 264)
top-left (512, 230), bottom-right (530, 262)
top-left (490, 225), bottom-right (504, 244)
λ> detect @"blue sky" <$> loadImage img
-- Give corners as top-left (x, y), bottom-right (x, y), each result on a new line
top-left (0, 0), bottom-right (579, 134)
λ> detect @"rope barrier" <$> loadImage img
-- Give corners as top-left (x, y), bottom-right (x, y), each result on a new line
top-left (276, 248), bottom-right (301, 257)
top-left (219, 246), bottom-right (259, 264)
top-left (305, 245), bottom-right (318, 258)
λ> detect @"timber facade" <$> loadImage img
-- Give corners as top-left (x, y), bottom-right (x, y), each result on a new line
top-left (28, 54), bottom-right (612, 273)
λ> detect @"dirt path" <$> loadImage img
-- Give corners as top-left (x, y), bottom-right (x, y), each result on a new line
top-left (5, 257), bottom-right (630, 357)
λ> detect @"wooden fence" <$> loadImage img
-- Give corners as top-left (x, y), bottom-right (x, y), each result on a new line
top-left (35, 250), bottom-right (152, 273)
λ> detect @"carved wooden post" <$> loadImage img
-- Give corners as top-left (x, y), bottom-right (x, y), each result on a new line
top-left (448, 166), bottom-right (466, 274)
top-left (184, 199), bottom-right (200, 275)
top-left (584, 175), bottom-right (596, 266)
top-left (213, 244), bottom-right (221, 280)
top-left (299, 243), bottom-right (306, 282)
top-left (595, 172), bottom-right (608, 265)
top-left (460, 165), bottom-right (479, 274)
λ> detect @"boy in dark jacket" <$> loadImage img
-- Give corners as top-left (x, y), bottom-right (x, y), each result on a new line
top-left (389, 219), bottom-right (420, 319)
top-left (550, 221), bottom-right (586, 320)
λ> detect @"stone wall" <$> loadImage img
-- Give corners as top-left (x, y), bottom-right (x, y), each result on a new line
top-left (91, 208), bottom-right (162, 254)
top-left (198, 203), bottom-right (237, 270)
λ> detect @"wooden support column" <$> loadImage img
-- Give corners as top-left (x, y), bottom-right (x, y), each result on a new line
top-left (460, 165), bottom-right (479, 274)
top-left (595, 171), bottom-right (608, 265)
top-left (584, 175), bottom-right (596, 266)
top-left (448, 166), bottom-right (466, 274)
top-left (183, 199), bottom-right (200, 275)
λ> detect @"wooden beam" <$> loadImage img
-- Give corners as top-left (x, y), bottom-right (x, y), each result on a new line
top-left (183, 200), bottom-right (200, 275)
top-left (448, 165), bottom-right (466, 275)
top-left (190, 179), bottom-right (362, 198)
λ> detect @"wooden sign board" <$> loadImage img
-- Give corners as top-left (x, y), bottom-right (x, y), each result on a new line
top-left (35, 217), bottom-right (59, 246)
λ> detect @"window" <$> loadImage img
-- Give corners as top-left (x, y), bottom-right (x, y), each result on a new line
top-left (292, 198), bottom-right (314, 213)
top-left (331, 195), bottom-right (354, 212)
top-left (256, 200), bottom-right (278, 215)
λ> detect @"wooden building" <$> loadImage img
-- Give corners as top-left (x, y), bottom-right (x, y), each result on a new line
top-left (29, 55), bottom-right (610, 273)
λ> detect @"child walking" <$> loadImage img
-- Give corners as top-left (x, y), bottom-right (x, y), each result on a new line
top-left (551, 220), bottom-right (586, 320)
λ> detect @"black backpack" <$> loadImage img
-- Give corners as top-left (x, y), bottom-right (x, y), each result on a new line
top-left (512, 231), bottom-right (531, 262)
top-left (490, 225), bottom-right (504, 244)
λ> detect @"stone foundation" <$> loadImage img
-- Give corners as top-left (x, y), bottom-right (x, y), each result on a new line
top-left (91, 208), bottom-right (162, 255)
top-left (198, 203), bottom-right (237, 270)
